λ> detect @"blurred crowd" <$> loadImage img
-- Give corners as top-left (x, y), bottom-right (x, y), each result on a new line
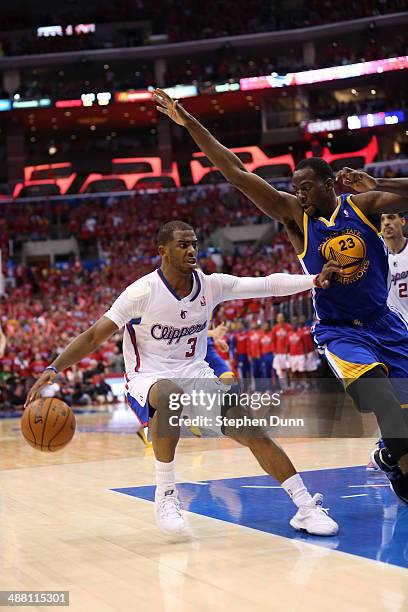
top-left (7, 34), bottom-right (406, 104)
top-left (1, 156), bottom-right (407, 409)
top-left (0, 185), bottom-right (267, 263)
top-left (0, 0), bottom-right (405, 57)
top-left (0, 183), bottom-right (314, 409)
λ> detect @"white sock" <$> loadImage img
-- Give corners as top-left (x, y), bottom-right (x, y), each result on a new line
top-left (155, 459), bottom-right (176, 491)
top-left (282, 473), bottom-right (313, 508)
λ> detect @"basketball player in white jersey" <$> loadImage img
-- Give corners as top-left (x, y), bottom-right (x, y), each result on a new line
top-left (26, 221), bottom-right (340, 537)
top-left (367, 213), bottom-right (408, 469)
top-left (383, 213), bottom-right (408, 320)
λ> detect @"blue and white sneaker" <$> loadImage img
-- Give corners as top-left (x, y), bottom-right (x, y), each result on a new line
top-left (290, 494), bottom-right (339, 536)
top-left (371, 447), bottom-right (408, 505)
top-left (155, 487), bottom-right (186, 535)
top-left (366, 439), bottom-right (384, 471)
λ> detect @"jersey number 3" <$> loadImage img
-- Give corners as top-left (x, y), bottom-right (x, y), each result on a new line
top-left (185, 337), bottom-right (197, 358)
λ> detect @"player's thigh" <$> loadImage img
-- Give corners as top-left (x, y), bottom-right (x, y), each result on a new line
top-left (323, 333), bottom-right (384, 384)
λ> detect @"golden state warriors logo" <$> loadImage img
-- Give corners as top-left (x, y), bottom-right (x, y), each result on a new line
top-left (321, 229), bottom-right (369, 284)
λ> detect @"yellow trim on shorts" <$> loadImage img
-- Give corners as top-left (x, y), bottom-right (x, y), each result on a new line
top-left (297, 212), bottom-right (309, 260)
top-left (219, 371), bottom-right (235, 380)
top-left (346, 195), bottom-right (380, 235)
top-left (326, 349), bottom-right (387, 388)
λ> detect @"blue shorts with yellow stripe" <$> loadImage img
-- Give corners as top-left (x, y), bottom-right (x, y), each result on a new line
top-left (205, 338), bottom-right (234, 379)
top-left (314, 307), bottom-right (408, 405)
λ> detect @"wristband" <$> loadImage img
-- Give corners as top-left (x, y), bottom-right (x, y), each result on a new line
top-left (45, 365), bottom-right (59, 375)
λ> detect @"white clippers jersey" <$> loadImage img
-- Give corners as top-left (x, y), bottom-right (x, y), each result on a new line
top-left (104, 269), bottom-right (227, 379)
top-left (388, 239), bottom-right (408, 321)
top-left (104, 267), bottom-right (315, 380)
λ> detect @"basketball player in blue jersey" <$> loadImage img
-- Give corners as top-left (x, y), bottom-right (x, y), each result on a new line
top-left (155, 88), bottom-right (408, 504)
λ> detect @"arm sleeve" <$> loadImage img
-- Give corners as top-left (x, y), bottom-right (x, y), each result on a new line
top-left (209, 273), bottom-right (315, 305)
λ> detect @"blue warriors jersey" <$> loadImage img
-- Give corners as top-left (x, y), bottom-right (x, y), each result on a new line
top-left (298, 193), bottom-right (389, 322)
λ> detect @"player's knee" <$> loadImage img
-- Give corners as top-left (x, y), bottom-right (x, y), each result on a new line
top-left (222, 400), bottom-right (269, 444)
top-left (347, 365), bottom-right (395, 414)
top-left (228, 424), bottom-right (270, 448)
top-left (149, 379), bottom-right (184, 414)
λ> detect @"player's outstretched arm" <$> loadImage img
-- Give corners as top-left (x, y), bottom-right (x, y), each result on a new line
top-left (212, 261), bottom-right (341, 304)
top-left (337, 167), bottom-right (408, 214)
top-left (25, 316), bottom-right (118, 406)
top-left (154, 89), bottom-right (299, 223)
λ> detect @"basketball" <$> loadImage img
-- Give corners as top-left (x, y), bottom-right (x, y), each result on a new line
top-left (21, 398), bottom-right (76, 452)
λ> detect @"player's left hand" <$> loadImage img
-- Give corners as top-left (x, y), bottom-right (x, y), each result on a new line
top-left (215, 338), bottom-right (229, 353)
top-left (212, 323), bottom-right (228, 340)
top-left (154, 88), bottom-right (191, 126)
top-left (315, 260), bottom-right (342, 289)
top-left (25, 369), bottom-right (57, 407)
top-left (336, 167), bottom-right (377, 192)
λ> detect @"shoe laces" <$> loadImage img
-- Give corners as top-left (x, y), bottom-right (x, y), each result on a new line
top-left (311, 493), bottom-right (330, 516)
top-left (158, 489), bottom-right (182, 519)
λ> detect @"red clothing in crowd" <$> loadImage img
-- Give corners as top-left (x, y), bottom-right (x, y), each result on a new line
top-left (223, 304), bottom-right (237, 320)
top-left (260, 331), bottom-right (274, 355)
top-left (29, 359), bottom-right (48, 374)
top-left (247, 329), bottom-right (263, 359)
top-left (288, 329), bottom-right (307, 356)
top-left (300, 324), bottom-right (315, 353)
top-left (271, 323), bottom-right (291, 354)
top-left (234, 331), bottom-right (248, 355)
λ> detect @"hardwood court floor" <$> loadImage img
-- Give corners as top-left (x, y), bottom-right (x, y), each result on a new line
top-left (0, 403), bottom-right (407, 612)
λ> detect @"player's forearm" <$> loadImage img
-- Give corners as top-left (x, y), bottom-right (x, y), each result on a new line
top-left (0, 335), bottom-right (6, 358)
top-left (50, 328), bottom-right (101, 372)
top-left (222, 273), bottom-right (315, 301)
top-left (184, 115), bottom-right (246, 184)
top-left (375, 178), bottom-right (408, 196)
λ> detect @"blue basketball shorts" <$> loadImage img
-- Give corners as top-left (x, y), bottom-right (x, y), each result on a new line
top-left (314, 308), bottom-right (408, 405)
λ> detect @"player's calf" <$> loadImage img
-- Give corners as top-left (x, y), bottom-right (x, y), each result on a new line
top-left (148, 379), bottom-right (188, 533)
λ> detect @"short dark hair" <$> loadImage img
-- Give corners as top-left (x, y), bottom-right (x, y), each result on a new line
top-left (157, 220), bottom-right (195, 246)
top-left (294, 157), bottom-right (334, 182)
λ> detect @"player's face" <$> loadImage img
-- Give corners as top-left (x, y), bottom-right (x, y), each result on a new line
top-left (292, 168), bottom-right (333, 217)
top-left (381, 214), bottom-right (405, 240)
top-left (276, 313), bottom-right (285, 325)
top-left (166, 230), bottom-right (198, 273)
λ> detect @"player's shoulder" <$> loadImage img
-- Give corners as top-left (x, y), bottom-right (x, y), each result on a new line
top-left (394, 239), bottom-right (408, 260)
top-left (123, 271), bottom-right (156, 301)
top-left (196, 268), bottom-right (223, 289)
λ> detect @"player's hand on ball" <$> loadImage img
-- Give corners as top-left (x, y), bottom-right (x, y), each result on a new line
top-left (154, 89), bottom-right (190, 126)
top-left (316, 260), bottom-right (342, 289)
top-left (25, 369), bottom-right (57, 407)
top-left (336, 167), bottom-right (377, 192)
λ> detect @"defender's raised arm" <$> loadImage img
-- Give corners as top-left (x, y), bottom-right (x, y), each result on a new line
top-left (154, 89), bottom-right (300, 224)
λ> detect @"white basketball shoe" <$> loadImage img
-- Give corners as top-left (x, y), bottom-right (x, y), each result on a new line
top-left (155, 487), bottom-right (186, 535)
top-left (290, 493), bottom-right (339, 536)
